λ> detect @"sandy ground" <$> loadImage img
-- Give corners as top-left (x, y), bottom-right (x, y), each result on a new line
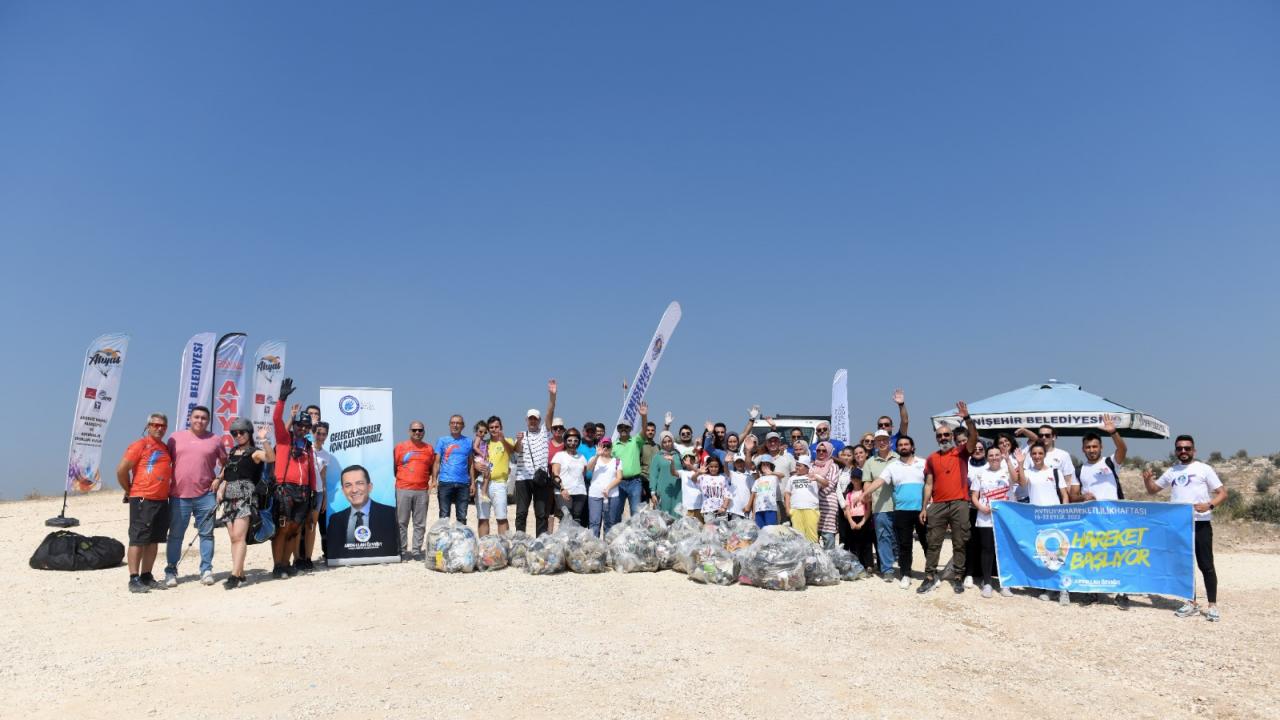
top-left (2, 492), bottom-right (1279, 720)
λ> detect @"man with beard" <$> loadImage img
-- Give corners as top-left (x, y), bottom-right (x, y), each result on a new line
top-left (1072, 414), bottom-right (1131, 609)
top-left (918, 401), bottom-right (978, 595)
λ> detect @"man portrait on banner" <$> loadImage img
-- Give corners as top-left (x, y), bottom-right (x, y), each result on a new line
top-left (326, 464), bottom-right (398, 561)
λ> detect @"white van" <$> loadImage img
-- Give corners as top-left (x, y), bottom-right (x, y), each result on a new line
top-left (748, 414), bottom-right (830, 449)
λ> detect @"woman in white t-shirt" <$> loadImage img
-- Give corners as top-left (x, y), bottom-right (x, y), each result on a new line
top-left (585, 439), bottom-right (622, 538)
top-left (996, 433), bottom-right (1028, 502)
top-left (970, 445), bottom-right (1023, 598)
top-left (551, 432), bottom-right (589, 530)
top-left (1020, 442), bottom-right (1073, 605)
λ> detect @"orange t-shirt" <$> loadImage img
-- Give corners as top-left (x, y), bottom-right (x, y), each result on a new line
top-left (394, 440), bottom-right (436, 491)
top-left (924, 445), bottom-right (972, 503)
top-left (124, 436), bottom-right (174, 501)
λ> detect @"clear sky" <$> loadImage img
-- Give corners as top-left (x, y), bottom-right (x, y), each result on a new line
top-left (2, 2), bottom-right (1277, 499)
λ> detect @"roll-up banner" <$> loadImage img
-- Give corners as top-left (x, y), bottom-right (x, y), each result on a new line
top-left (615, 301), bottom-right (682, 437)
top-left (830, 369), bottom-right (850, 444)
top-left (320, 387), bottom-right (398, 566)
top-left (993, 500), bottom-right (1194, 598)
top-left (210, 333), bottom-right (249, 451)
top-left (66, 333), bottom-right (130, 493)
top-left (251, 340), bottom-right (287, 445)
top-left (175, 332), bottom-right (216, 431)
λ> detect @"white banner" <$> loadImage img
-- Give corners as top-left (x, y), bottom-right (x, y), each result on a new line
top-left (251, 340), bottom-right (287, 445)
top-left (931, 411), bottom-right (1170, 439)
top-left (831, 369), bottom-right (850, 443)
top-left (175, 331), bottom-right (216, 431)
top-left (211, 333), bottom-right (249, 451)
top-left (615, 301), bottom-right (682, 435)
top-left (66, 333), bottom-right (130, 493)
top-left (320, 387), bottom-right (398, 566)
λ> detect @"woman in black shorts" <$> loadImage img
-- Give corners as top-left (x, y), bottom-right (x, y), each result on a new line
top-left (213, 417), bottom-right (274, 589)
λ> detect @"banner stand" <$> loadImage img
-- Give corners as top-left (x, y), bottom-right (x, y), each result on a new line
top-left (46, 492), bottom-right (79, 528)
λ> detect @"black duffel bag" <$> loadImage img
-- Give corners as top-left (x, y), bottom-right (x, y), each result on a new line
top-left (29, 530), bottom-right (125, 571)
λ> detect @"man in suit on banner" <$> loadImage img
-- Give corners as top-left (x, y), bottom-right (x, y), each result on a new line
top-left (326, 464), bottom-right (398, 564)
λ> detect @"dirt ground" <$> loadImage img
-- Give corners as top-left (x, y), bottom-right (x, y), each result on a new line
top-left (2, 491), bottom-right (1278, 720)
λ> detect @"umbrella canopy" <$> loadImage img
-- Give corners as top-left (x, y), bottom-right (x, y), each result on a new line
top-left (931, 380), bottom-right (1170, 439)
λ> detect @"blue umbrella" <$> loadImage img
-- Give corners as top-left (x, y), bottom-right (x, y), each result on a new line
top-left (931, 380), bottom-right (1169, 439)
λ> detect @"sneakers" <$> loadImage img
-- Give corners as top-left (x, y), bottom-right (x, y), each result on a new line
top-left (951, 580), bottom-right (965, 594)
top-left (140, 572), bottom-right (165, 590)
top-left (898, 576), bottom-right (911, 589)
top-left (981, 584), bottom-right (993, 599)
top-left (164, 572), bottom-right (178, 588)
top-left (1204, 607), bottom-right (1221, 622)
top-left (999, 586), bottom-right (1013, 598)
top-left (917, 576), bottom-right (939, 595)
top-left (1115, 594), bottom-right (1131, 611)
top-left (200, 571), bottom-right (215, 586)
top-left (963, 576), bottom-right (975, 589)
top-left (128, 577), bottom-right (149, 594)
top-left (223, 575), bottom-right (245, 590)
top-left (1174, 602), bottom-right (1200, 618)
top-left (295, 558), bottom-right (314, 573)
top-left (284, 563), bottom-right (299, 577)
top-left (271, 565), bottom-right (287, 580)
top-left (1059, 591), bottom-right (1071, 606)
top-left (400, 552), bottom-right (413, 563)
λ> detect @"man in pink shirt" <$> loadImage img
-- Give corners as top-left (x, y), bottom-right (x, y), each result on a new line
top-left (163, 405), bottom-right (227, 586)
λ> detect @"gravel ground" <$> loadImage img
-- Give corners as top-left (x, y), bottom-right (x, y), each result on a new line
top-left (3, 492), bottom-right (1278, 719)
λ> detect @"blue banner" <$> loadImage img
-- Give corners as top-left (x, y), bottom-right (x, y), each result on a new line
top-left (993, 501), bottom-right (1194, 598)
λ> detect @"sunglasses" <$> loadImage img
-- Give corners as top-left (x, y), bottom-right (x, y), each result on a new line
top-left (1175, 445), bottom-right (1194, 451)
top-left (410, 428), bottom-right (425, 433)
top-left (1038, 433), bottom-right (1054, 438)
top-left (935, 433), bottom-right (952, 439)
top-left (878, 422), bottom-right (892, 428)
top-left (148, 422), bottom-right (167, 428)
top-left (232, 429), bottom-right (250, 436)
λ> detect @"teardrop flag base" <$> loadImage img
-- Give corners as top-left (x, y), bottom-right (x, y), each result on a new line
top-left (46, 491), bottom-right (80, 528)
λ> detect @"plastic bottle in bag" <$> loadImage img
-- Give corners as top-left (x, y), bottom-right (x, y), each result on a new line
top-left (826, 546), bottom-right (864, 581)
top-left (566, 533), bottom-right (609, 574)
top-left (425, 519), bottom-right (478, 573)
top-left (506, 531), bottom-right (532, 568)
top-left (666, 515), bottom-right (703, 545)
top-left (724, 517), bottom-right (759, 552)
top-left (607, 525), bottom-right (659, 573)
top-left (524, 534), bottom-right (567, 575)
top-left (802, 543), bottom-right (841, 586)
top-left (686, 541), bottom-right (740, 586)
top-left (630, 508), bottom-right (670, 540)
top-left (738, 530), bottom-right (807, 591)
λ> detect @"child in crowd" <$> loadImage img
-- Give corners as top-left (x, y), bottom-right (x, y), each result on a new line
top-left (785, 455), bottom-right (821, 542)
top-left (748, 458), bottom-right (780, 528)
top-left (726, 454), bottom-right (754, 520)
top-left (679, 453), bottom-right (703, 521)
top-left (698, 456), bottom-right (731, 522)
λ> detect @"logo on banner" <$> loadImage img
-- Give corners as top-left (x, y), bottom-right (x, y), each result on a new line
top-left (89, 348), bottom-right (122, 378)
top-left (84, 388), bottom-right (97, 399)
top-left (256, 355), bottom-right (282, 383)
top-left (1034, 528), bottom-right (1071, 571)
top-left (339, 395), bottom-right (361, 416)
top-left (651, 335), bottom-right (664, 361)
top-left (354, 525), bottom-right (371, 543)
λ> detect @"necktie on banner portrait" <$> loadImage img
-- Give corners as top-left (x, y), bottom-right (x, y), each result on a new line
top-left (210, 333), bottom-right (249, 451)
top-left (175, 332), bottom-right (216, 431)
top-left (251, 340), bottom-right (287, 445)
top-left (615, 301), bottom-right (682, 438)
top-left (67, 333), bottom-right (130, 493)
top-left (830, 369), bottom-right (850, 444)
top-left (320, 387), bottom-right (398, 566)
top-left (993, 500), bottom-right (1194, 598)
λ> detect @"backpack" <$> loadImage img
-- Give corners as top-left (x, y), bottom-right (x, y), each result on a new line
top-left (1105, 456), bottom-right (1125, 500)
top-left (29, 531), bottom-right (124, 571)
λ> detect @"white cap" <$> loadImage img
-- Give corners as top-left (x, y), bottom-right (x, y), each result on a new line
top-left (874, 429), bottom-right (891, 439)
top-left (551, 417), bottom-right (565, 428)
top-left (795, 455), bottom-right (812, 467)
top-left (526, 408), bottom-right (541, 419)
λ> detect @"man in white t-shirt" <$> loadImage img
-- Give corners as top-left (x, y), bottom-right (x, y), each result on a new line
top-left (1143, 434), bottom-right (1227, 622)
top-left (1017, 425), bottom-right (1076, 487)
top-left (513, 379), bottom-right (557, 536)
top-left (1071, 415), bottom-right (1131, 608)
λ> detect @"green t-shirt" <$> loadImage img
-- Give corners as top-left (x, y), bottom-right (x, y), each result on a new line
top-left (613, 435), bottom-right (644, 478)
top-left (863, 452), bottom-right (899, 514)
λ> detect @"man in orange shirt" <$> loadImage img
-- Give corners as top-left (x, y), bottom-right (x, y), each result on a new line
top-left (918, 400), bottom-right (978, 595)
top-left (393, 421), bottom-right (435, 560)
top-left (116, 412), bottom-right (175, 594)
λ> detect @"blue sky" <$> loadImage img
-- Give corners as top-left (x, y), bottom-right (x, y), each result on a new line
top-left (2, 2), bottom-right (1277, 498)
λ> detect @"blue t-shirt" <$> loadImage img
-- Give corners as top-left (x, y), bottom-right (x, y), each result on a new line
top-left (580, 443), bottom-right (597, 480)
top-left (883, 458), bottom-right (926, 512)
top-left (434, 435), bottom-right (472, 484)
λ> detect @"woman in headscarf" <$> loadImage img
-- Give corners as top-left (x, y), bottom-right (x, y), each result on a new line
top-left (811, 441), bottom-right (843, 549)
top-left (647, 431), bottom-right (683, 515)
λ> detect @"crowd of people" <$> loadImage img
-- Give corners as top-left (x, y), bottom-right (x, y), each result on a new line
top-left (116, 380), bottom-right (1227, 621)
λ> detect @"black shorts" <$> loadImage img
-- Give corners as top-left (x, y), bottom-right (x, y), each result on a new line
top-left (274, 483), bottom-right (311, 525)
top-left (128, 498), bottom-right (170, 546)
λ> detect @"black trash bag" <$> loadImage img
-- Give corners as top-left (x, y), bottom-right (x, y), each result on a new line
top-left (30, 531), bottom-right (124, 571)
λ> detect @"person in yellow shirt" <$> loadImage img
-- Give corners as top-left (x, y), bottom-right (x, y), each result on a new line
top-left (478, 416), bottom-right (517, 536)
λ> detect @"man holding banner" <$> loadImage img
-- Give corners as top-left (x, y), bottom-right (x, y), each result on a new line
top-left (1144, 435), bottom-right (1227, 622)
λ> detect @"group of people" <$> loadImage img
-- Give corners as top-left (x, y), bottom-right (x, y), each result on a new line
top-left (117, 381), bottom-right (1227, 621)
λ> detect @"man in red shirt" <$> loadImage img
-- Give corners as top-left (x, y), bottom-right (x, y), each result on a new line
top-left (393, 421), bottom-right (436, 561)
top-left (271, 378), bottom-right (317, 579)
top-left (116, 412), bottom-right (174, 593)
top-left (918, 400), bottom-right (978, 595)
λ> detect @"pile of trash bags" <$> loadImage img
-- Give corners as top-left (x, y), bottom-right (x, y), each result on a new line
top-left (738, 525), bottom-right (808, 591)
top-left (556, 511), bottom-right (607, 574)
top-left (425, 519), bottom-right (478, 573)
top-left (607, 525), bottom-right (660, 573)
